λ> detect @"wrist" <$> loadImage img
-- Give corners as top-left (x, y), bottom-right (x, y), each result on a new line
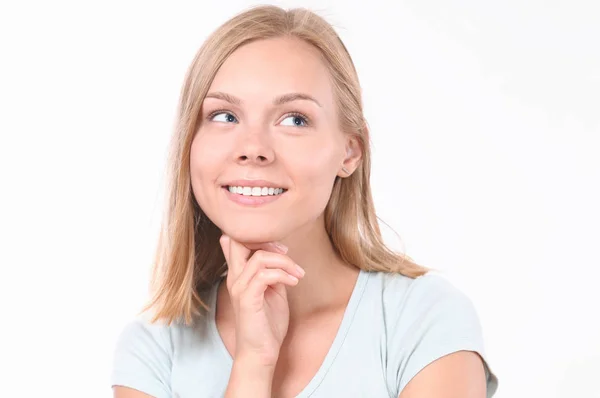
top-left (235, 349), bottom-right (279, 369)
top-left (225, 356), bottom-right (275, 398)
top-left (232, 353), bottom-right (277, 379)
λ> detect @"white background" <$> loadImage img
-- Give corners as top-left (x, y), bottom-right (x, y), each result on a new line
top-left (1, 0), bottom-right (598, 397)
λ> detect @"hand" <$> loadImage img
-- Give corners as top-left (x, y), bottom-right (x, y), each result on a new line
top-left (219, 234), bottom-right (305, 368)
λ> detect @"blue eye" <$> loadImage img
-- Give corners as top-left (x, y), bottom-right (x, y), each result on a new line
top-left (280, 113), bottom-right (309, 127)
top-left (210, 112), bottom-right (237, 123)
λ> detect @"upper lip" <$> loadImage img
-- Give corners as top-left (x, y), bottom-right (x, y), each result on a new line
top-left (222, 179), bottom-right (287, 189)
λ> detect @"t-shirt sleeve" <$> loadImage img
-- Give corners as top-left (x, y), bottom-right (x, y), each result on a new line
top-left (111, 317), bottom-right (173, 398)
top-left (386, 273), bottom-right (499, 397)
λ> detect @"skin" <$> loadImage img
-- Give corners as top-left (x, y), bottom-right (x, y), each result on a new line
top-left (114, 37), bottom-right (486, 398)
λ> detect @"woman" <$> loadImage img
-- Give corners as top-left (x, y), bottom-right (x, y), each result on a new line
top-left (111, 5), bottom-right (498, 398)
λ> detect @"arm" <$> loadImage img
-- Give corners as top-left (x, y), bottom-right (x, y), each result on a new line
top-left (113, 386), bottom-right (156, 398)
top-left (399, 350), bottom-right (487, 398)
top-left (385, 274), bottom-right (498, 397)
top-left (219, 236), bottom-right (305, 398)
top-left (110, 318), bottom-right (173, 398)
top-left (224, 356), bottom-right (275, 398)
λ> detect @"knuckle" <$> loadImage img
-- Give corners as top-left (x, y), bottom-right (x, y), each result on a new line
top-left (283, 258), bottom-right (295, 269)
top-left (257, 269), bottom-right (270, 280)
top-left (253, 250), bottom-right (268, 262)
top-left (246, 255), bottom-right (262, 270)
top-left (230, 281), bottom-right (243, 298)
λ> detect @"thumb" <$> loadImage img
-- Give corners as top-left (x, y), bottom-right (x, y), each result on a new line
top-left (219, 234), bottom-right (231, 265)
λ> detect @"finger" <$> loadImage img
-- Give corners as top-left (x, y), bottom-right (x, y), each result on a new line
top-left (246, 250), bottom-right (305, 279)
top-left (219, 235), bottom-right (251, 281)
top-left (241, 269), bottom-right (299, 303)
top-left (220, 235), bottom-right (288, 278)
top-left (243, 241), bottom-right (289, 255)
top-left (231, 250), bottom-right (304, 296)
top-left (219, 234), bottom-right (231, 264)
top-left (219, 236), bottom-right (287, 258)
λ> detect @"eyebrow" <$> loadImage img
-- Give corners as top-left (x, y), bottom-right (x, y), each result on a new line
top-left (204, 91), bottom-right (322, 107)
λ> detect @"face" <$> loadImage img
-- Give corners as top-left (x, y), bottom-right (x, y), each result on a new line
top-left (190, 37), bottom-right (358, 243)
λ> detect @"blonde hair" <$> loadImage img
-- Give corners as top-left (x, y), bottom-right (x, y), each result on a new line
top-left (142, 5), bottom-right (430, 326)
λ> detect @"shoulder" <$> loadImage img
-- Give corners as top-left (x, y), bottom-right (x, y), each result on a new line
top-left (365, 271), bottom-right (498, 397)
top-left (111, 315), bottom-right (179, 398)
top-left (375, 269), bottom-right (467, 296)
top-left (368, 270), bottom-right (474, 321)
top-left (114, 310), bottom-right (212, 355)
top-left (111, 313), bottom-right (209, 394)
top-left (112, 314), bottom-right (181, 370)
top-left (368, 270), bottom-right (485, 347)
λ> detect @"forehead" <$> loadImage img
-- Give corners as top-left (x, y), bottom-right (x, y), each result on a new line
top-left (208, 37), bottom-right (334, 108)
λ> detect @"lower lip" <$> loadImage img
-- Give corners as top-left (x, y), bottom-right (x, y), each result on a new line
top-left (222, 187), bottom-right (286, 206)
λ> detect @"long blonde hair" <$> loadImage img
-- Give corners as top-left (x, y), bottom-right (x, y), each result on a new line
top-left (142, 5), bottom-right (430, 326)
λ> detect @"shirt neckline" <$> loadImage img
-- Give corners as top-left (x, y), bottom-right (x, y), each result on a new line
top-left (207, 268), bottom-right (370, 397)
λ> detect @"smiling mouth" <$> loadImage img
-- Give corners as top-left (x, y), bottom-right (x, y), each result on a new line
top-left (224, 185), bottom-right (288, 197)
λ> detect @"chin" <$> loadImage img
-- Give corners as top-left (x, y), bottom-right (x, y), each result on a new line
top-left (222, 222), bottom-right (289, 244)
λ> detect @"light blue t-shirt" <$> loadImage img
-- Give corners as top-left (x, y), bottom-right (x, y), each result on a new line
top-left (111, 270), bottom-right (499, 397)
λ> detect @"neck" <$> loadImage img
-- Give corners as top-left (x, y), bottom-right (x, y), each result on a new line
top-left (277, 215), bottom-right (360, 320)
top-left (217, 216), bottom-right (361, 324)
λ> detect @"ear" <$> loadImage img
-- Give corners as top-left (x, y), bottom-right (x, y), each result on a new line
top-left (337, 133), bottom-right (363, 178)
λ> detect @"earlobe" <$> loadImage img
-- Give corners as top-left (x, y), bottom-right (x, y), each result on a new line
top-left (339, 136), bottom-right (362, 177)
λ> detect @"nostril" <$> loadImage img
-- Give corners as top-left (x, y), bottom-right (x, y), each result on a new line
top-left (236, 154), bottom-right (271, 163)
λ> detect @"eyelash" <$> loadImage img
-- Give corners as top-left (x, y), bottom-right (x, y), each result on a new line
top-left (206, 109), bottom-right (311, 127)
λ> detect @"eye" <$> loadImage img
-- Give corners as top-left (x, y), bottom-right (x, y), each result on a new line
top-left (209, 111), bottom-right (238, 123)
top-left (280, 113), bottom-right (309, 127)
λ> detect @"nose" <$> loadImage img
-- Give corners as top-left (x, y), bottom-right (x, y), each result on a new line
top-left (233, 128), bottom-right (275, 166)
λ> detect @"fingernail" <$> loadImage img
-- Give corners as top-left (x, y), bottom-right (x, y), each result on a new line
top-left (273, 242), bottom-right (288, 253)
top-left (295, 264), bottom-right (305, 277)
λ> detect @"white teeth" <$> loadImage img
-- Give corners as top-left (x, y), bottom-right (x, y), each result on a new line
top-left (227, 186), bottom-right (286, 196)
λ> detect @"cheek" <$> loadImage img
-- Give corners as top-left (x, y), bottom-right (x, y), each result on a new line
top-left (190, 132), bottom-right (226, 179)
top-left (284, 140), bottom-right (341, 210)
top-left (189, 134), bottom-right (224, 207)
top-left (285, 136), bottom-right (341, 179)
